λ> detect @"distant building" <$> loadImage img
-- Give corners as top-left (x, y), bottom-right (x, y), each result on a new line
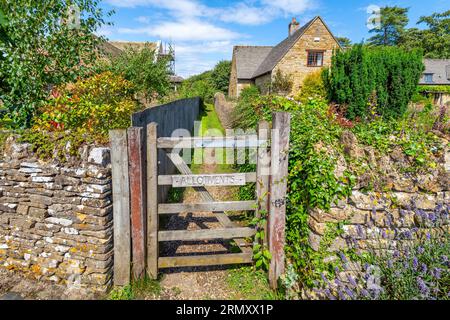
top-left (419, 59), bottom-right (450, 106)
top-left (229, 16), bottom-right (341, 98)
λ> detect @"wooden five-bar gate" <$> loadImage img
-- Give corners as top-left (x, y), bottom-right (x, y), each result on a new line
top-left (110, 112), bottom-right (290, 289)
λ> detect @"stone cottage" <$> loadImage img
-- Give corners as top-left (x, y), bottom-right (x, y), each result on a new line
top-left (419, 59), bottom-right (450, 107)
top-left (229, 16), bottom-right (341, 98)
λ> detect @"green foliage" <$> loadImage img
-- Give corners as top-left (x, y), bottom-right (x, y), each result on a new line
top-left (367, 6), bottom-right (409, 46)
top-left (211, 60), bottom-right (232, 94)
top-left (324, 45), bottom-right (424, 120)
top-left (418, 85), bottom-right (450, 95)
top-left (178, 71), bottom-right (216, 104)
top-left (178, 60), bottom-right (232, 104)
top-left (271, 69), bottom-right (293, 96)
top-left (296, 71), bottom-right (327, 104)
top-left (227, 267), bottom-right (279, 300)
top-left (232, 93), bottom-right (444, 291)
top-left (108, 276), bottom-right (161, 300)
top-left (18, 72), bottom-right (138, 161)
top-left (33, 71), bottom-right (138, 139)
top-left (232, 86), bottom-right (261, 129)
top-left (399, 10), bottom-right (450, 59)
top-left (336, 37), bottom-right (352, 48)
top-left (0, 0), bottom-right (111, 128)
top-left (104, 44), bottom-right (171, 102)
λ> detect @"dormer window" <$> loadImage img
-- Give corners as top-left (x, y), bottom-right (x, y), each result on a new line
top-left (424, 73), bottom-right (434, 84)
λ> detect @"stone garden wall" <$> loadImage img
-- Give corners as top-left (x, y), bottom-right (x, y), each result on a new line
top-left (307, 132), bottom-right (449, 257)
top-left (0, 136), bottom-right (113, 293)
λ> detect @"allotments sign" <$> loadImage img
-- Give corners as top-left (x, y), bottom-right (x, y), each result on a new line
top-left (172, 174), bottom-right (246, 187)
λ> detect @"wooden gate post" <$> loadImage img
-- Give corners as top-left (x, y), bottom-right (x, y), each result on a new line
top-left (256, 121), bottom-right (270, 246)
top-left (110, 130), bottom-right (131, 286)
top-left (127, 127), bottom-right (146, 280)
top-left (268, 112), bottom-right (291, 289)
top-left (146, 123), bottom-right (159, 279)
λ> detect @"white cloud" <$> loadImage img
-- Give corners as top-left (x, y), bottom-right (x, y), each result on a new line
top-left (119, 19), bottom-right (242, 42)
top-left (103, 0), bottom-right (316, 76)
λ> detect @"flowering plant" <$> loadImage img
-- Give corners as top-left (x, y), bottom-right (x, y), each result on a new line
top-left (312, 201), bottom-right (449, 300)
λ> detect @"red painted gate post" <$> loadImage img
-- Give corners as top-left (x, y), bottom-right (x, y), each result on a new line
top-left (268, 112), bottom-right (291, 289)
top-left (127, 127), bottom-right (146, 280)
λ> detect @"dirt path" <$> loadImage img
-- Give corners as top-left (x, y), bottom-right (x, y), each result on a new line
top-left (156, 160), bottom-right (247, 300)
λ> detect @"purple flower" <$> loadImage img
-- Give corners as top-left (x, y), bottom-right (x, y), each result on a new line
top-left (426, 233), bottom-right (431, 240)
top-left (339, 252), bottom-right (348, 263)
top-left (338, 290), bottom-right (347, 300)
top-left (417, 277), bottom-right (429, 297)
top-left (432, 268), bottom-right (442, 280)
top-left (420, 263), bottom-right (427, 274)
top-left (387, 260), bottom-right (393, 269)
top-left (361, 289), bottom-right (370, 299)
top-left (324, 289), bottom-right (335, 300)
top-left (412, 257), bottom-right (419, 270)
top-left (345, 287), bottom-right (355, 299)
top-left (399, 209), bottom-right (405, 218)
top-left (417, 246), bottom-right (425, 255)
top-left (335, 266), bottom-right (340, 274)
top-left (393, 250), bottom-right (400, 259)
top-left (357, 225), bottom-right (364, 238)
top-left (321, 273), bottom-right (328, 283)
top-left (347, 275), bottom-right (357, 287)
top-left (428, 213), bottom-right (437, 223)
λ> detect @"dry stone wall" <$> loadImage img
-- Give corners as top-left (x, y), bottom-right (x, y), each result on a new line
top-left (0, 136), bottom-right (113, 293)
top-left (308, 133), bottom-right (450, 257)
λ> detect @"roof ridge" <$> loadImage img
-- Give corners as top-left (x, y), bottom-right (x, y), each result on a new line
top-left (252, 16), bottom-right (319, 78)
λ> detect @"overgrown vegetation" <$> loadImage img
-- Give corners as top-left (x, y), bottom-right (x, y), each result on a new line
top-left (0, 0), bottom-right (111, 128)
top-left (296, 71), bottom-right (326, 104)
top-left (271, 69), bottom-right (293, 96)
top-left (18, 71), bottom-right (139, 161)
top-left (313, 203), bottom-right (449, 300)
top-left (323, 45), bottom-right (424, 120)
top-left (100, 44), bottom-right (171, 103)
top-left (232, 87), bottom-right (446, 295)
top-left (178, 60), bottom-right (231, 104)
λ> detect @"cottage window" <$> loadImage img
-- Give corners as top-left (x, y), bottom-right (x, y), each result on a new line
top-left (424, 73), bottom-right (434, 84)
top-left (307, 51), bottom-right (324, 67)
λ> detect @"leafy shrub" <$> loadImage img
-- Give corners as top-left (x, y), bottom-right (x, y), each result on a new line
top-left (296, 71), bottom-right (327, 104)
top-left (178, 71), bottom-right (216, 104)
top-left (0, 1), bottom-right (110, 128)
top-left (323, 45), bottom-right (424, 120)
top-left (211, 60), bottom-right (232, 95)
top-left (271, 69), bottom-right (293, 96)
top-left (33, 71), bottom-right (138, 139)
top-left (103, 44), bottom-right (171, 102)
top-left (231, 85), bottom-right (261, 129)
top-left (417, 85), bottom-right (450, 95)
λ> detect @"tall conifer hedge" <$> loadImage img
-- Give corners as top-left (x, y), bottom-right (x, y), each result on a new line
top-left (323, 45), bottom-right (424, 120)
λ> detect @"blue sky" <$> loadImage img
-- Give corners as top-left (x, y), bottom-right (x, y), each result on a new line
top-left (99, 0), bottom-right (449, 77)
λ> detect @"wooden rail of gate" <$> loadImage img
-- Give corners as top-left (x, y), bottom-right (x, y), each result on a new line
top-left (110, 112), bottom-right (290, 289)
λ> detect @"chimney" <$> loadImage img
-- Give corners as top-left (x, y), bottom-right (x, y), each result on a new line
top-left (289, 18), bottom-right (300, 37)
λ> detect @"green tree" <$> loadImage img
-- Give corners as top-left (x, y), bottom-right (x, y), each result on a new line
top-left (106, 44), bottom-right (171, 102)
top-left (368, 6), bottom-right (409, 46)
top-left (323, 45), bottom-right (424, 120)
top-left (336, 37), bottom-right (352, 48)
top-left (400, 10), bottom-right (450, 58)
top-left (0, 1), bottom-right (111, 128)
top-left (211, 60), bottom-right (232, 95)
